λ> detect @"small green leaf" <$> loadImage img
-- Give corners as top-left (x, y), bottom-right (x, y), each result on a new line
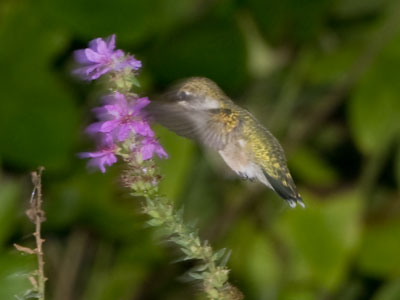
top-left (220, 250), bottom-right (232, 267)
top-left (191, 264), bottom-right (209, 273)
top-left (212, 248), bottom-right (227, 262)
top-left (171, 256), bottom-right (192, 264)
top-left (181, 248), bottom-right (194, 259)
top-left (187, 271), bottom-right (204, 280)
top-left (146, 219), bottom-right (164, 227)
top-left (130, 76), bottom-right (141, 88)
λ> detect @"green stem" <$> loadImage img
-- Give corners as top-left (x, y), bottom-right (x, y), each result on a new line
top-left (137, 190), bottom-right (241, 300)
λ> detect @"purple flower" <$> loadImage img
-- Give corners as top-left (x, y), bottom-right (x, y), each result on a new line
top-left (87, 92), bottom-right (154, 141)
top-left (73, 34), bottom-right (141, 80)
top-left (116, 55), bottom-right (142, 71)
top-left (140, 137), bottom-right (168, 160)
top-left (79, 135), bottom-right (117, 173)
top-left (76, 34), bottom-right (168, 172)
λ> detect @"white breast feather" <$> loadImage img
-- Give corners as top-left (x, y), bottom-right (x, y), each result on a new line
top-left (218, 141), bottom-right (273, 190)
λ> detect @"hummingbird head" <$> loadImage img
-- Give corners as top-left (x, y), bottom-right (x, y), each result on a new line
top-left (169, 77), bottom-right (228, 111)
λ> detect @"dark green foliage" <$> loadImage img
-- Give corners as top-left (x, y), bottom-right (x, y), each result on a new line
top-left (1, 0), bottom-right (400, 299)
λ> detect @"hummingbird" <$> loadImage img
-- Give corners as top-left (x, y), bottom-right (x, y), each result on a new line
top-left (147, 77), bottom-right (304, 208)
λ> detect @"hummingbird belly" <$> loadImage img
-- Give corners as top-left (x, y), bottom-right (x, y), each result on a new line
top-left (218, 141), bottom-right (273, 189)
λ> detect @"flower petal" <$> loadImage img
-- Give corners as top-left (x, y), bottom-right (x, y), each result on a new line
top-left (85, 122), bottom-right (104, 135)
top-left (124, 55), bottom-right (142, 70)
top-left (132, 97), bottom-right (150, 113)
top-left (99, 120), bottom-right (119, 132)
top-left (155, 145), bottom-right (168, 158)
top-left (84, 48), bottom-right (104, 63)
top-left (132, 121), bottom-right (154, 137)
top-left (74, 49), bottom-right (91, 64)
top-left (140, 137), bottom-right (168, 160)
top-left (115, 124), bottom-right (131, 141)
top-left (105, 34), bottom-right (116, 51)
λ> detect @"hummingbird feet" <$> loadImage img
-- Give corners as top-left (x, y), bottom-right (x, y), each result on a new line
top-left (238, 172), bottom-right (255, 182)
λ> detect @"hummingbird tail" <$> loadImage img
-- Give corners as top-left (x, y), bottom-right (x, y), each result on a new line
top-left (262, 170), bottom-right (305, 208)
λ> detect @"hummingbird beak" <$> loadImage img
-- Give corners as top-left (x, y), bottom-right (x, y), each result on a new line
top-left (177, 100), bottom-right (191, 110)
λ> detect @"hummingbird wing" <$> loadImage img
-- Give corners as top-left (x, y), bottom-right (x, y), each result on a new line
top-left (147, 101), bottom-right (241, 151)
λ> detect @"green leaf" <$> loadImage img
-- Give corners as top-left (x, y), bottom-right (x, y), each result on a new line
top-left (220, 249), bottom-right (232, 267)
top-left (357, 219), bottom-right (400, 277)
top-left (147, 16), bottom-right (247, 93)
top-left (348, 33), bottom-right (400, 154)
top-left (46, 170), bottom-right (147, 241)
top-left (245, 0), bottom-right (331, 44)
top-left (212, 248), bottom-right (226, 261)
top-left (333, 0), bottom-right (391, 17)
top-left (0, 252), bottom-right (36, 300)
top-left (171, 256), bottom-right (192, 264)
top-left (36, 0), bottom-right (200, 46)
top-left (81, 242), bottom-right (157, 300)
top-left (227, 219), bottom-right (281, 299)
top-left (275, 190), bottom-right (363, 290)
top-left (306, 44), bottom-right (362, 85)
top-left (280, 288), bottom-right (317, 300)
top-left (0, 5), bottom-right (78, 171)
top-left (156, 125), bottom-right (195, 200)
top-left (396, 142), bottom-right (400, 189)
top-left (130, 76), bottom-right (141, 88)
top-left (190, 263), bottom-right (208, 273)
top-left (187, 271), bottom-right (204, 280)
top-left (147, 219), bottom-right (164, 227)
top-left (372, 278), bottom-right (400, 300)
top-left (289, 146), bottom-right (339, 187)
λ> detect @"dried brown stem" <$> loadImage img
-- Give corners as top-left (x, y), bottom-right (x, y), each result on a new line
top-left (32, 167), bottom-right (47, 300)
top-left (14, 166), bottom-right (47, 300)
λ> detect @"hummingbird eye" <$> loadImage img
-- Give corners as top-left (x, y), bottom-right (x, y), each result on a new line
top-left (177, 90), bottom-right (194, 101)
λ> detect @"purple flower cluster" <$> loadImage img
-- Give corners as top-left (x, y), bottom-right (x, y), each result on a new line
top-left (76, 35), bottom-right (167, 173)
top-left (87, 92), bottom-right (154, 141)
top-left (74, 34), bottom-right (141, 80)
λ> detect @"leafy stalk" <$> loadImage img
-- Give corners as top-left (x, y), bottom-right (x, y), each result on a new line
top-left (121, 157), bottom-right (243, 300)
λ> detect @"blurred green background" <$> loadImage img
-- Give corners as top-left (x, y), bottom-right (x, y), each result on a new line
top-left (1, 0), bottom-right (400, 299)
